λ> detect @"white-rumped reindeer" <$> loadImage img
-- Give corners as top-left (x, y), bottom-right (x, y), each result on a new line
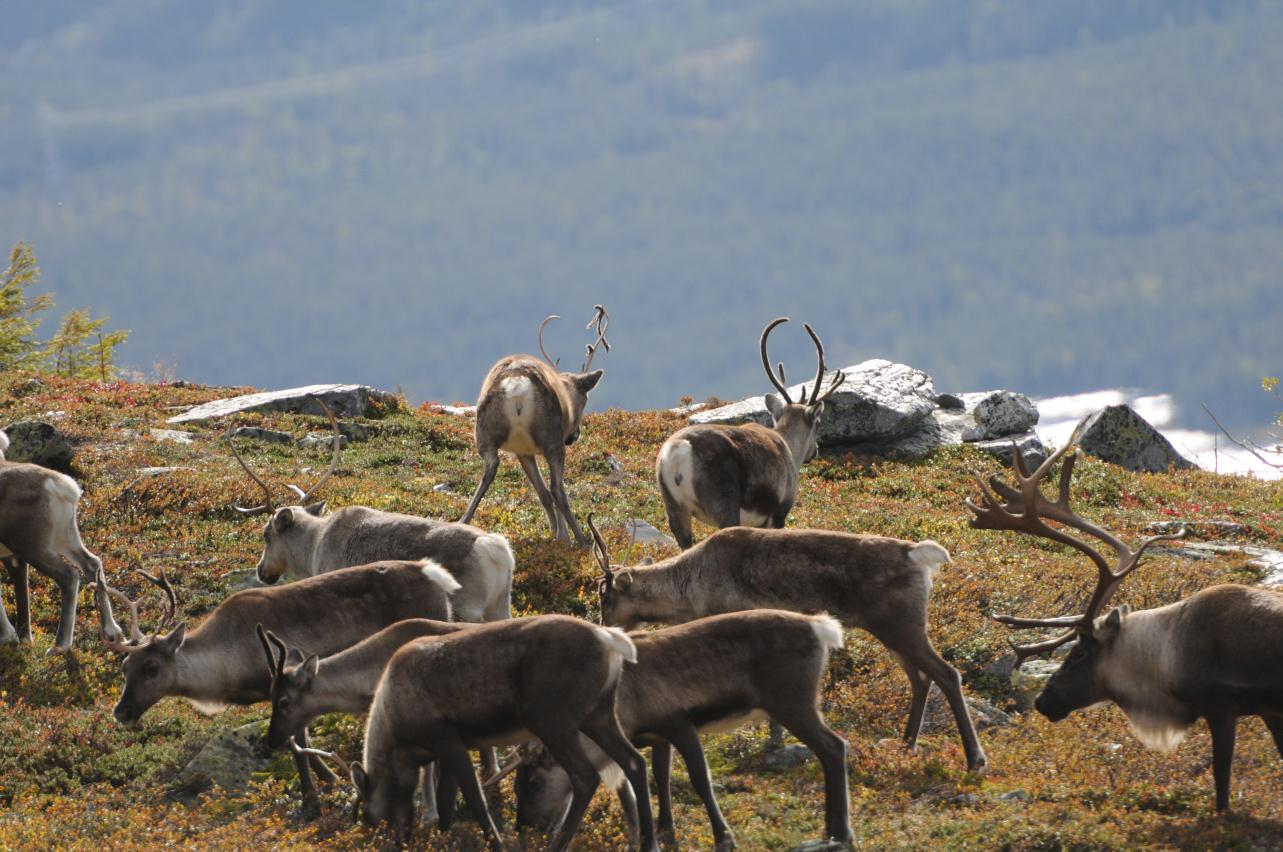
top-left (0, 434), bottom-right (121, 650)
top-left (593, 518), bottom-right (988, 771)
top-left (656, 318), bottom-right (844, 548)
top-left (228, 400), bottom-right (512, 623)
top-left (970, 442), bottom-right (1283, 813)
top-left (460, 306), bottom-right (610, 546)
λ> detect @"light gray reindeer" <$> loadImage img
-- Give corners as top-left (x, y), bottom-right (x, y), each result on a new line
top-left (969, 442), bottom-right (1283, 813)
top-left (513, 599), bottom-right (851, 850)
top-left (228, 403), bottom-right (512, 623)
top-left (594, 521), bottom-right (988, 772)
top-left (656, 318), bottom-right (844, 548)
top-left (460, 307), bottom-right (610, 546)
top-left (0, 440), bottom-right (121, 650)
top-left (102, 559), bottom-right (459, 813)
top-left (346, 615), bottom-right (657, 852)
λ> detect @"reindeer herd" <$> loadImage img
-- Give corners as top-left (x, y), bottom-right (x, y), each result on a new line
top-left (2, 309), bottom-right (1283, 849)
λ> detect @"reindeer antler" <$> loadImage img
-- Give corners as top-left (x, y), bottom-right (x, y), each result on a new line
top-left (802, 322), bottom-right (845, 405)
top-left (289, 736), bottom-right (351, 779)
top-left (587, 514), bottom-right (613, 581)
top-left (760, 317), bottom-right (793, 403)
top-left (967, 442), bottom-right (1187, 662)
top-left (581, 304), bottom-right (611, 372)
top-left (484, 743), bottom-right (533, 788)
top-left (93, 566), bottom-right (181, 654)
top-left (227, 396), bottom-right (341, 514)
top-left (538, 315), bottom-right (561, 368)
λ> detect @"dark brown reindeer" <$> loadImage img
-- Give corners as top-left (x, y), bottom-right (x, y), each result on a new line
top-left (228, 402), bottom-right (513, 623)
top-left (971, 443), bottom-right (1283, 813)
top-left (347, 615), bottom-right (657, 852)
top-left (594, 520), bottom-right (988, 772)
top-left (460, 306), bottom-right (610, 545)
top-left (514, 576), bottom-right (851, 849)
top-left (102, 559), bottom-right (459, 812)
top-left (0, 449), bottom-right (121, 650)
top-left (656, 318), bottom-right (844, 548)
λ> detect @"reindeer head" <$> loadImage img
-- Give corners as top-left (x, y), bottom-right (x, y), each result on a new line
top-left (538, 306), bottom-right (610, 445)
top-left (588, 516), bottom-right (655, 629)
top-left (257, 625), bottom-right (312, 749)
top-left (513, 744), bottom-right (574, 836)
top-left (350, 759), bottom-right (418, 844)
top-left (225, 397), bottom-right (341, 584)
top-left (94, 566), bottom-right (184, 726)
top-left (967, 443), bottom-right (1185, 722)
top-left (759, 318), bottom-right (844, 466)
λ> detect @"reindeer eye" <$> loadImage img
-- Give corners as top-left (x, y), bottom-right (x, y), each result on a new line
top-left (278, 696), bottom-right (291, 711)
top-left (143, 661), bottom-right (160, 679)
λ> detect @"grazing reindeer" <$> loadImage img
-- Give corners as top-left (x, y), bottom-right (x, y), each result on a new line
top-left (350, 615), bottom-right (657, 852)
top-left (513, 606), bottom-right (851, 850)
top-left (970, 443), bottom-right (1283, 812)
top-left (260, 618), bottom-right (470, 824)
top-left (460, 306), bottom-right (610, 545)
top-left (103, 559), bottom-right (459, 811)
top-left (593, 519), bottom-right (988, 771)
top-left (229, 407), bottom-right (512, 623)
top-left (0, 450), bottom-right (121, 649)
top-left (656, 318), bottom-right (844, 548)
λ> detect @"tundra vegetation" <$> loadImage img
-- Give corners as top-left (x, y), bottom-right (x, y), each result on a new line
top-left (1, 374), bottom-right (1282, 849)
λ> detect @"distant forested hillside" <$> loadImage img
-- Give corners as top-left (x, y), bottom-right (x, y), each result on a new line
top-left (1, 1), bottom-right (1279, 428)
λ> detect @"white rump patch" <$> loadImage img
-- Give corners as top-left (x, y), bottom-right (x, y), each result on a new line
top-left (499, 375), bottom-right (538, 455)
top-left (0, 429), bottom-right (7, 458)
top-left (657, 439), bottom-right (697, 506)
top-left (908, 540), bottom-right (951, 576)
top-left (594, 626), bottom-right (638, 664)
top-left (420, 559), bottom-right (463, 594)
top-left (44, 472), bottom-right (83, 505)
top-left (186, 697), bottom-right (231, 716)
top-left (810, 615), bottom-right (845, 651)
top-left (471, 534), bottom-right (515, 621)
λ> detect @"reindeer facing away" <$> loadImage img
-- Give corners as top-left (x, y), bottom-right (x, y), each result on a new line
top-left (460, 307), bottom-right (610, 546)
top-left (656, 318), bottom-right (844, 548)
top-left (971, 442), bottom-right (1283, 812)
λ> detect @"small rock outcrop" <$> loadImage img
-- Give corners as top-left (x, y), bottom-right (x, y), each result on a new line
top-left (1071, 405), bottom-right (1195, 473)
top-left (228, 426), bottom-right (293, 444)
top-left (2, 420), bottom-right (74, 471)
top-left (168, 384), bottom-right (397, 424)
top-left (921, 691), bottom-right (1012, 734)
top-left (167, 720), bottom-right (272, 803)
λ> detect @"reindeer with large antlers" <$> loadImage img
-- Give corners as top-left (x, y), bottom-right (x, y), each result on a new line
top-left (656, 317), bottom-right (844, 548)
top-left (969, 443), bottom-right (1283, 811)
top-left (228, 400), bottom-right (513, 622)
top-left (460, 306), bottom-right (610, 545)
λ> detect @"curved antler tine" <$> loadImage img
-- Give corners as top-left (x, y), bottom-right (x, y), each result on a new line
top-left (586, 514), bottom-right (611, 575)
top-left (295, 396), bottom-right (341, 505)
top-left (257, 624), bottom-right (280, 679)
top-left (484, 749), bottom-right (531, 788)
top-left (266, 629), bottom-right (289, 676)
top-left (100, 585), bottom-right (144, 644)
top-left (1011, 628), bottom-right (1079, 665)
top-left (581, 305), bottom-right (611, 372)
top-left (802, 323), bottom-right (828, 405)
top-left (226, 433), bottom-right (275, 515)
top-left (759, 317), bottom-right (792, 403)
top-left (289, 736), bottom-right (351, 779)
top-left (538, 315), bottom-right (561, 368)
top-left (136, 567), bottom-right (178, 630)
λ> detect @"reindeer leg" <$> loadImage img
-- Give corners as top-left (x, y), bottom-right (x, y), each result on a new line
top-left (659, 486), bottom-right (694, 551)
top-left (433, 730), bottom-right (503, 851)
top-left (517, 455), bottom-right (562, 540)
top-left (4, 558), bottom-right (31, 642)
top-left (665, 723), bottom-right (735, 851)
top-left (897, 642), bottom-right (987, 771)
top-left (616, 767), bottom-right (642, 849)
top-left (434, 761), bottom-right (459, 830)
top-left (650, 742), bottom-right (676, 846)
top-left (546, 451), bottom-right (589, 546)
top-left (891, 651), bottom-right (932, 752)
top-left (768, 707), bottom-right (852, 844)
top-left (27, 548), bottom-right (79, 651)
top-left (301, 728), bottom-right (337, 785)
top-left (539, 730), bottom-right (609, 852)
top-left (1208, 714), bottom-right (1238, 813)
top-left (580, 709), bottom-right (657, 852)
top-left (292, 741), bottom-right (321, 819)
top-left (460, 452), bottom-right (500, 525)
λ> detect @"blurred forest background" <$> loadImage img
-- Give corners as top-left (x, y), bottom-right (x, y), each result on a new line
top-left (1, 1), bottom-right (1280, 430)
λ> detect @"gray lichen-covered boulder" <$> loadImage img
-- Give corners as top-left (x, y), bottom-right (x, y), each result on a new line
top-left (930, 390), bottom-right (1039, 443)
top-left (689, 359), bottom-right (937, 445)
top-left (1071, 404), bottom-right (1196, 473)
top-left (2, 420), bottom-right (74, 471)
top-left (973, 432), bottom-right (1049, 467)
top-left (228, 426), bottom-right (293, 444)
top-left (167, 720), bottom-right (273, 803)
top-left (168, 383), bottom-right (398, 424)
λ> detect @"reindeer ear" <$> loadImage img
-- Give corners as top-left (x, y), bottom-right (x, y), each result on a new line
top-left (764, 393), bottom-right (786, 423)
top-left (617, 571), bottom-right (634, 590)
top-left (576, 369), bottom-right (604, 394)
top-left (273, 508), bottom-right (295, 531)
top-left (304, 501), bottom-right (326, 517)
top-left (157, 622), bottom-right (187, 654)
top-left (301, 654), bottom-right (320, 681)
top-left (1097, 607), bottom-right (1125, 645)
top-left (640, 556), bottom-right (654, 566)
top-left (809, 400), bottom-right (826, 420)
top-left (351, 762), bottom-right (369, 801)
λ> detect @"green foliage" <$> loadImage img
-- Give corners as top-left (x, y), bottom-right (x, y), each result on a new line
top-left (44, 307), bottom-right (131, 381)
top-left (0, 240), bottom-right (53, 371)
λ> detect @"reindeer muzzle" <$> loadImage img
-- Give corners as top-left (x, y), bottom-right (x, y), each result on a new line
top-left (565, 429), bottom-right (579, 446)
top-left (1033, 691), bottom-right (1069, 722)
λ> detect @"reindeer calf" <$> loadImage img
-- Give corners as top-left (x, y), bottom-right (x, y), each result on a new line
top-left (515, 610), bottom-right (851, 849)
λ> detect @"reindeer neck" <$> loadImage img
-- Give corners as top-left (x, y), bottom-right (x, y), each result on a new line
top-left (632, 555), bottom-right (703, 622)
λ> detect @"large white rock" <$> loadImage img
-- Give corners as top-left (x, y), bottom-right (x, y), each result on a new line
top-left (168, 383), bottom-right (397, 424)
top-left (1071, 404), bottom-right (1196, 473)
top-left (689, 359), bottom-right (937, 445)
